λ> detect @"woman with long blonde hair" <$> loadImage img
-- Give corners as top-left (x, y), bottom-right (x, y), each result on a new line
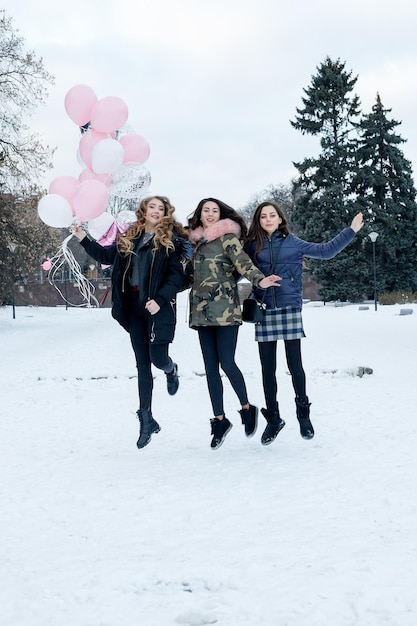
top-left (73, 196), bottom-right (190, 449)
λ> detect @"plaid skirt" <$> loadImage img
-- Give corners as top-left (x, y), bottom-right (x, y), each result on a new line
top-left (255, 306), bottom-right (305, 342)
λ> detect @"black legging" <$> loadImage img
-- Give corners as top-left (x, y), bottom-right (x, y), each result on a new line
top-left (128, 302), bottom-right (174, 411)
top-left (258, 339), bottom-right (307, 410)
top-left (198, 325), bottom-right (249, 417)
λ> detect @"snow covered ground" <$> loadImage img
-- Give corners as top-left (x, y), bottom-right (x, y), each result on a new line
top-left (1, 294), bottom-right (416, 626)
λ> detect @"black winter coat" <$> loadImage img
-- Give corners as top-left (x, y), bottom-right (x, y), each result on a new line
top-left (80, 235), bottom-right (184, 340)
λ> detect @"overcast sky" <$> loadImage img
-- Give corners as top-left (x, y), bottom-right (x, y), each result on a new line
top-left (3, 0), bottom-right (417, 223)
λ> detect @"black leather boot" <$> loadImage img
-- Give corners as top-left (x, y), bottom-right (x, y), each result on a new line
top-left (239, 404), bottom-right (258, 437)
top-left (136, 409), bottom-right (161, 449)
top-left (295, 397), bottom-right (314, 440)
top-left (210, 416), bottom-right (233, 449)
top-left (260, 408), bottom-right (285, 445)
top-left (166, 363), bottom-right (179, 395)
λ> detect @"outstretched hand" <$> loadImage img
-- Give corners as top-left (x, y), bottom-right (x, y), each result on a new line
top-left (259, 274), bottom-right (281, 289)
top-left (350, 212), bottom-right (364, 233)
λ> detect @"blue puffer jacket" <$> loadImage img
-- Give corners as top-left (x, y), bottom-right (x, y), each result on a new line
top-left (248, 227), bottom-right (356, 309)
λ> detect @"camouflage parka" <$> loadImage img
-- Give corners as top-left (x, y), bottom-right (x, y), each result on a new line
top-left (188, 218), bottom-right (265, 328)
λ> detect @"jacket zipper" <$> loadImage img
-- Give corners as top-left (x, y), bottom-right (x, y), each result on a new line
top-left (149, 251), bottom-right (156, 342)
top-left (268, 238), bottom-right (277, 308)
top-left (149, 250), bottom-right (156, 299)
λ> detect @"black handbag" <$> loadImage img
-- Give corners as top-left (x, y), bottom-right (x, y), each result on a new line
top-left (242, 295), bottom-right (266, 323)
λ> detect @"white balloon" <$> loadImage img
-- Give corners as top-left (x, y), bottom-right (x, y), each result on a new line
top-left (87, 211), bottom-right (115, 239)
top-left (109, 164), bottom-right (151, 199)
top-left (91, 138), bottom-right (124, 174)
top-left (38, 194), bottom-right (73, 228)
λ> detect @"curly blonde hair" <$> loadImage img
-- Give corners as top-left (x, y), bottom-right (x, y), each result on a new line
top-left (117, 196), bottom-right (187, 256)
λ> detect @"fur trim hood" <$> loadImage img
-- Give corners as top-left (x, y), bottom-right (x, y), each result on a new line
top-left (189, 218), bottom-right (241, 243)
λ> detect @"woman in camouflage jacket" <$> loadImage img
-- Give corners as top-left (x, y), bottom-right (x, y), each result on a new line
top-left (187, 198), bottom-right (280, 449)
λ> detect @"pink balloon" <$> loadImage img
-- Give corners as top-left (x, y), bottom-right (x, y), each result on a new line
top-left (73, 180), bottom-right (109, 222)
top-left (42, 259), bottom-right (52, 271)
top-left (119, 134), bottom-right (150, 164)
top-left (78, 169), bottom-right (111, 186)
top-left (90, 96), bottom-right (129, 133)
top-left (79, 130), bottom-right (108, 171)
top-left (49, 176), bottom-right (79, 208)
top-left (64, 84), bottom-right (98, 126)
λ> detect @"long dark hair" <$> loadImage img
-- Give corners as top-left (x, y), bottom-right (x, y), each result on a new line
top-left (246, 201), bottom-right (290, 256)
top-left (187, 197), bottom-right (247, 240)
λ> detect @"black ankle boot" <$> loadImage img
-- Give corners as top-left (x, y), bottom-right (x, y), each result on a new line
top-left (295, 397), bottom-right (314, 440)
top-left (210, 416), bottom-right (233, 449)
top-left (136, 409), bottom-right (161, 449)
top-left (260, 408), bottom-right (285, 445)
top-left (166, 363), bottom-right (179, 395)
top-left (239, 404), bottom-right (258, 437)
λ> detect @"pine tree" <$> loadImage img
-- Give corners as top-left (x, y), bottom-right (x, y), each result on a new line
top-left (291, 57), bottom-right (365, 301)
top-left (354, 94), bottom-right (417, 294)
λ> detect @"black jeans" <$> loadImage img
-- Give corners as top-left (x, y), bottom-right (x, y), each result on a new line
top-left (258, 339), bottom-right (307, 410)
top-left (127, 294), bottom-right (174, 410)
top-left (197, 325), bottom-right (248, 417)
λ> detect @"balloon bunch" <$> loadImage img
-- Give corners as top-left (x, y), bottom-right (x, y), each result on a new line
top-left (38, 84), bottom-right (151, 307)
top-left (38, 83), bottom-right (151, 231)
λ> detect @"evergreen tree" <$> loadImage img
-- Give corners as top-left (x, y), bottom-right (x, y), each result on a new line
top-left (354, 94), bottom-right (417, 294)
top-left (291, 57), bottom-right (365, 301)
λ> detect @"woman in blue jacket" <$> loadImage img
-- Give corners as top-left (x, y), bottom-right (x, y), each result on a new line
top-left (246, 201), bottom-right (364, 445)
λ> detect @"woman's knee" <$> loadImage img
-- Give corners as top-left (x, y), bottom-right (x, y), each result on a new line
top-left (220, 358), bottom-right (240, 377)
top-left (150, 344), bottom-right (171, 371)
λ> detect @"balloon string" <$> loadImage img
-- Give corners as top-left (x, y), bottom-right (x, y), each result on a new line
top-left (47, 234), bottom-right (100, 308)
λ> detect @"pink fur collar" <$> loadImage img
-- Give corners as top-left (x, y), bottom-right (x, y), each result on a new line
top-left (189, 218), bottom-right (241, 243)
